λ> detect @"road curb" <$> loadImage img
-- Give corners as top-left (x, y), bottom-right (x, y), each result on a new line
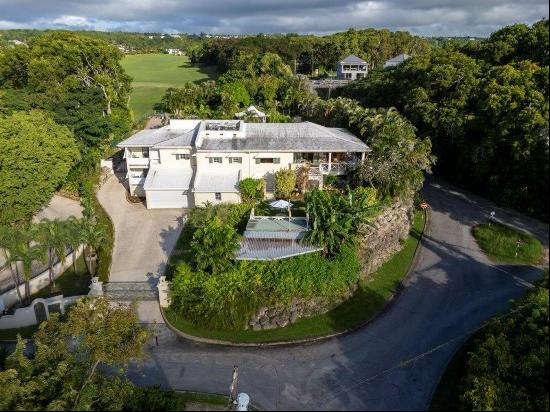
top-left (162, 209), bottom-right (430, 348)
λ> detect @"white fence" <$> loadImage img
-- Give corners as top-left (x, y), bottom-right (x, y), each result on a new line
top-left (0, 295), bottom-right (82, 329)
top-left (0, 245), bottom-right (84, 308)
top-left (0, 277), bottom-right (103, 330)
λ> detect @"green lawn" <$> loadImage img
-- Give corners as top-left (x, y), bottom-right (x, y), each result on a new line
top-left (121, 54), bottom-right (217, 120)
top-left (473, 222), bottom-right (545, 265)
top-left (165, 210), bottom-right (426, 343)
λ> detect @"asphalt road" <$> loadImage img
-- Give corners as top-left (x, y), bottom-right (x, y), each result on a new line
top-left (128, 179), bottom-right (548, 410)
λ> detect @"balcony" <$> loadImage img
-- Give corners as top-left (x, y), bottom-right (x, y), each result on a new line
top-left (127, 157), bottom-right (150, 167)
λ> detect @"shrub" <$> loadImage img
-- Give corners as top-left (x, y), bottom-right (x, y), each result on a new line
top-left (323, 174), bottom-right (338, 187)
top-left (169, 244), bottom-right (360, 330)
top-left (190, 217), bottom-right (242, 273)
top-left (460, 282), bottom-right (548, 410)
top-left (274, 169), bottom-right (297, 199)
top-left (238, 178), bottom-right (265, 203)
top-left (306, 187), bottom-right (380, 255)
top-left (187, 202), bottom-right (252, 233)
top-left (123, 386), bottom-right (187, 411)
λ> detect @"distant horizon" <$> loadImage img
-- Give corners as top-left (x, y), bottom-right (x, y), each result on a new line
top-left (0, 27), bottom-right (492, 39)
top-left (0, 0), bottom-right (547, 38)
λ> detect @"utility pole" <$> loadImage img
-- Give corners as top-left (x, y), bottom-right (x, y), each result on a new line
top-left (228, 365), bottom-right (239, 409)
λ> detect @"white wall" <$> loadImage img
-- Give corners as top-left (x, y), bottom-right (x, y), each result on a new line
top-left (0, 295), bottom-right (82, 330)
top-left (158, 148), bottom-right (193, 167)
top-left (194, 192), bottom-right (241, 206)
top-left (0, 245), bottom-right (84, 309)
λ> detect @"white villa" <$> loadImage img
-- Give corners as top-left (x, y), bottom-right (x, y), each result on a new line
top-left (336, 55), bottom-right (369, 80)
top-left (118, 119), bottom-right (369, 209)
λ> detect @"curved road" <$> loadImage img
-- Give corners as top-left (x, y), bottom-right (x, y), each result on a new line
top-left (128, 179), bottom-right (548, 410)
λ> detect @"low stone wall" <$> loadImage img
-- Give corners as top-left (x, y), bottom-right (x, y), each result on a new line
top-left (358, 199), bottom-right (414, 279)
top-left (247, 285), bottom-right (356, 331)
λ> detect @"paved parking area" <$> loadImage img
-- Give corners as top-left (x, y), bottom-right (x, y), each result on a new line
top-left (97, 175), bottom-right (185, 283)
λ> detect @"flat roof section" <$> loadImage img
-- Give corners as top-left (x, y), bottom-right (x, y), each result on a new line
top-left (143, 168), bottom-right (194, 191)
top-left (193, 169), bottom-right (240, 193)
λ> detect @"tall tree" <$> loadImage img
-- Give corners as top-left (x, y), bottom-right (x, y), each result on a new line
top-left (0, 110), bottom-right (80, 225)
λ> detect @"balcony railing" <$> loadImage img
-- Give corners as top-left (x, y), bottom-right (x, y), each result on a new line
top-left (318, 161), bottom-right (357, 174)
top-left (127, 157), bottom-right (150, 167)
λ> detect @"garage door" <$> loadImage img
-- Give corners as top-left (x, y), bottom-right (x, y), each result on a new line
top-left (146, 190), bottom-right (190, 209)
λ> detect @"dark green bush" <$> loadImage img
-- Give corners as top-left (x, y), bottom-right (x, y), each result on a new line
top-left (123, 386), bottom-right (187, 411)
top-left (238, 178), bottom-right (265, 203)
top-left (170, 244), bottom-right (360, 330)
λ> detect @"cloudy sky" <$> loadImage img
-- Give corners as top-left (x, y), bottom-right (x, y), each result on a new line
top-left (0, 0), bottom-right (547, 37)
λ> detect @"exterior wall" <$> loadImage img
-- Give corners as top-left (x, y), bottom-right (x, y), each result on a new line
top-left (194, 192), bottom-right (241, 206)
top-left (336, 63), bottom-right (368, 80)
top-left (158, 148), bottom-right (193, 167)
top-left (195, 151), bottom-right (294, 181)
top-left (0, 245), bottom-right (84, 309)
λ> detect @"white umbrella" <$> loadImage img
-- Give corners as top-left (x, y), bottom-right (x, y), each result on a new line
top-left (269, 199), bottom-right (293, 209)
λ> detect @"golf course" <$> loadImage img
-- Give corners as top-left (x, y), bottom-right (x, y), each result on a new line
top-left (121, 54), bottom-right (217, 120)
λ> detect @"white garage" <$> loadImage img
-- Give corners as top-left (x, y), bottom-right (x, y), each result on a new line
top-left (143, 168), bottom-right (194, 209)
top-left (145, 189), bottom-right (191, 209)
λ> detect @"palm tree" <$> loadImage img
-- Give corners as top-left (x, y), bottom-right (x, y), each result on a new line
top-left (0, 226), bottom-right (24, 305)
top-left (12, 225), bottom-right (47, 304)
top-left (79, 219), bottom-right (107, 275)
top-left (64, 217), bottom-right (83, 272)
top-left (37, 219), bottom-right (68, 291)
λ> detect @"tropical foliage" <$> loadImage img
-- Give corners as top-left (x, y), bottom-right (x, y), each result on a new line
top-left (0, 297), bottom-right (149, 411)
top-left (344, 19), bottom-right (549, 220)
top-left (170, 244), bottom-right (359, 330)
top-left (0, 217), bottom-right (108, 304)
top-left (238, 177), bottom-right (266, 203)
top-left (456, 274), bottom-right (549, 410)
top-left (0, 32), bottom-right (133, 199)
top-left (0, 110), bottom-right (80, 225)
top-left (305, 187), bottom-right (380, 255)
top-left (274, 169), bottom-right (297, 199)
top-left (190, 217), bottom-right (242, 274)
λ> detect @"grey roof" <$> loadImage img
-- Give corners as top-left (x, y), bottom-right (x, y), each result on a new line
top-left (235, 238), bottom-right (322, 260)
top-left (340, 54), bottom-right (367, 64)
top-left (386, 53), bottom-right (411, 63)
top-left (193, 169), bottom-right (240, 193)
top-left (143, 167), bottom-right (194, 190)
top-left (198, 122), bottom-right (369, 152)
top-left (118, 126), bottom-right (196, 148)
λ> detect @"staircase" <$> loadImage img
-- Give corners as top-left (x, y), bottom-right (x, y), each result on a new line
top-left (103, 281), bottom-right (158, 301)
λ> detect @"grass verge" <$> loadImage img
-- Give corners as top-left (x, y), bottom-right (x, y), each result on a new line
top-left (165, 210), bottom-right (426, 343)
top-left (473, 222), bottom-right (544, 265)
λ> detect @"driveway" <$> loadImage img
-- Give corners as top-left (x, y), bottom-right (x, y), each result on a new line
top-left (96, 175), bottom-right (184, 283)
top-left (127, 178), bottom-right (547, 410)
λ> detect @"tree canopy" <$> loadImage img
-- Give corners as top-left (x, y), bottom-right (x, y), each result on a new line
top-left (0, 110), bottom-right (80, 225)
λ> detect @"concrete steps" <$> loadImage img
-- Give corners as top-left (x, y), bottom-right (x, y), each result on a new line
top-left (103, 281), bottom-right (158, 301)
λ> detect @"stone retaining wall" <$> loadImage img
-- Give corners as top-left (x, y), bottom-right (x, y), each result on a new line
top-left (358, 199), bottom-right (414, 279)
top-left (247, 285), bottom-right (356, 331)
top-left (247, 200), bottom-right (414, 330)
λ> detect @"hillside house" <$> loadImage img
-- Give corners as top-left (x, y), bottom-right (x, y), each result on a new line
top-left (336, 55), bottom-right (369, 80)
top-left (118, 119), bottom-right (369, 209)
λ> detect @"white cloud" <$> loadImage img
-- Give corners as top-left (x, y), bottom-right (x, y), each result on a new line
top-left (0, 0), bottom-right (547, 36)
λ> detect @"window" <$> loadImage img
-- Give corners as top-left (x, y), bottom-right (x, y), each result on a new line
top-left (345, 73), bottom-right (352, 79)
top-left (209, 157), bottom-right (223, 164)
top-left (174, 154), bottom-right (190, 160)
top-left (255, 158), bottom-right (280, 164)
top-left (228, 157), bottom-right (242, 164)
top-left (215, 193), bottom-right (222, 201)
